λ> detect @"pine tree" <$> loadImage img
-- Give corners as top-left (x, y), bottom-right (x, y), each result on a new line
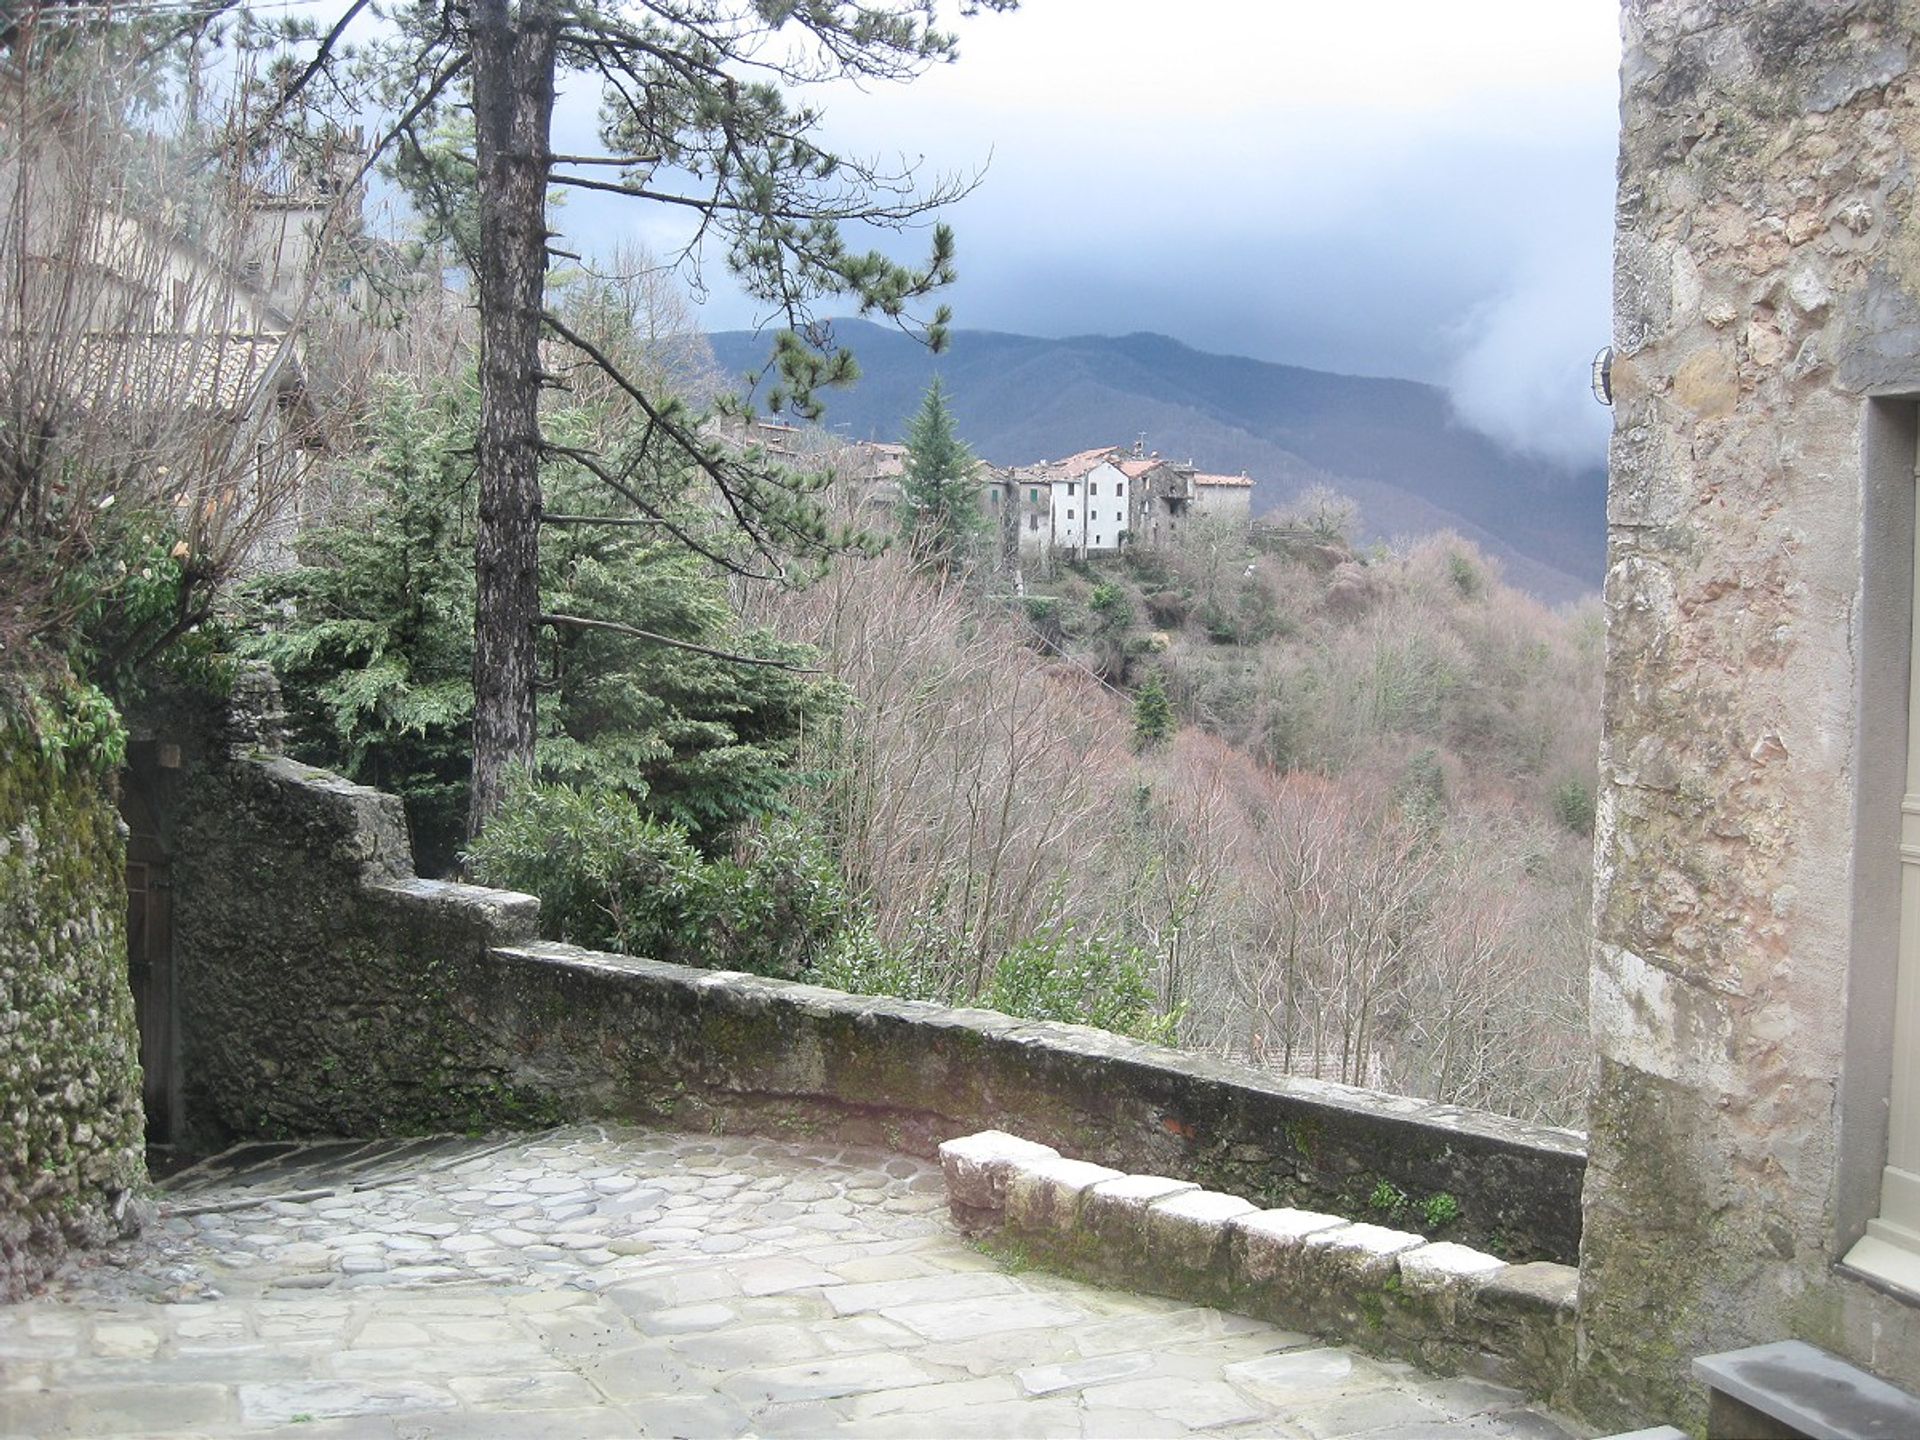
top-left (897, 379), bottom-right (983, 564)
top-left (1132, 674), bottom-right (1174, 751)
top-left (250, 0), bottom-right (1015, 837)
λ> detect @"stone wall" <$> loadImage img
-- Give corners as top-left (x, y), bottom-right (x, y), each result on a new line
top-left (145, 697), bottom-right (1586, 1264)
top-left (1592, 0), bottom-right (1920, 1425)
top-left (131, 682), bottom-right (554, 1146)
top-left (0, 683), bottom-right (145, 1299)
top-left (461, 943), bottom-right (1586, 1264)
top-left (941, 1130), bottom-right (1581, 1406)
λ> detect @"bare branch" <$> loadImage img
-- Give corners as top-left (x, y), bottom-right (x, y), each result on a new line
top-left (549, 152), bottom-right (660, 167)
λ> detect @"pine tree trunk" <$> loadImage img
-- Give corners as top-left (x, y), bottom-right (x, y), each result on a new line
top-left (467, 0), bottom-right (557, 840)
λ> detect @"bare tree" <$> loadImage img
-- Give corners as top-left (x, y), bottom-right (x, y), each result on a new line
top-left (0, 33), bottom-right (345, 673)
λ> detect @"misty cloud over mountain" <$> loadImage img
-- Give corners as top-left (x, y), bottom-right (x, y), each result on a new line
top-left (554, 3), bottom-right (1622, 469)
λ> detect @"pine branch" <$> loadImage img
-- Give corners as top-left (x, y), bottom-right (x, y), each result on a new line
top-left (549, 152), bottom-right (661, 167)
top-left (249, 0), bottom-right (373, 141)
top-left (541, 309), bottom-right (804, 578)
top-left (540, 512), bottom-right (664, 527)
top-left (540, 612), bottom-right (820, 673)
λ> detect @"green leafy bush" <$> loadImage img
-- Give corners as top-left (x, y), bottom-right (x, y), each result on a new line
top-left (1369, 1179), bottom-right (1409, 1217)
top-left (467, 775), bottom-right (846, 979)
top-left (1447, 551), bottom-right (1481, 598)
top-left (812, 918), bottom-right (951, 1003)
top-left (1132, 674), bottom-right (1174, 751)
top-left (984, 924), bottom-right (1175, 1044)
top-left (1550, 776), bottom-right (1596, 837)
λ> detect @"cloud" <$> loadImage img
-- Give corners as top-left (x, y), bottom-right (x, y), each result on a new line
top-left (537, 0), bottom-right (1626, 472)
top-left (1443, 216), bottom-right (1615, 471)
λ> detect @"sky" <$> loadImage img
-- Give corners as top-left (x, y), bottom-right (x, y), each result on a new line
top-left (554, 1), bottom-right (1626, 469)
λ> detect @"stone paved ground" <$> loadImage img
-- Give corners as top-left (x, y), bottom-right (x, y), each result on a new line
top-left (1, 1126), bottom-right (1592, 1438)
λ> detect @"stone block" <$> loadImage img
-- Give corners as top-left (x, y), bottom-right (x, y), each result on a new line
top-left (1231, 1207), bottom-right (1350, 1295)
top-left (1390, 1242), bottom-right (1508, 1339)
top-left (1476, 1261), bottom-right (1578, 1323)
top-left (1396, 1242), bottom-right (1506, 1300)
top-left (1277, 1221), bottom-right (1425, 1336)
top-left (1143, 1190), bottom-right (1257, 1297)
top-left (1301, 1221), bottom-right (1426, 1287)
top-left (1081, 1175), bottom-right (1200, 1260)
top-left (1004, 1158), bottom-right (1125, 1239)
top-left (937, 1131), bottom-right (1059, 1231)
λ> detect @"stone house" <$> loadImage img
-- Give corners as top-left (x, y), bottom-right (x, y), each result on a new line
top-left (1122, 452), bottom-right (1197, 547)
top-left (1584, 0), bottom-right (1920, 1425)
top-left (1191, 470), bottom-right (1254, 524)
top-left (1, 122), bottom-right (341, 571)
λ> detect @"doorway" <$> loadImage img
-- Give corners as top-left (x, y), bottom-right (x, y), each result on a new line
top-left (121, 774), bottom-right (178, 1147)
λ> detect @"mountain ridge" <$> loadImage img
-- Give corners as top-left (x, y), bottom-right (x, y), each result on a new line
top-left (706, 321), bottom-right (1606, 603)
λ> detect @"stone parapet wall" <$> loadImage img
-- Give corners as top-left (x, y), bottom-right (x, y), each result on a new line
top-left (131, 682), bottom-right (554, 1145)
top-left (0, 691), bottom-right (145, 1300)
top-left (458, 942), bottom-right (1587, 1264)
top-left (939, 1130), bottom-right (1579, 1408)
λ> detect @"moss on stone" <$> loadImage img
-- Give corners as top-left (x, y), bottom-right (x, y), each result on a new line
top-left (0, 679), bottom-right (146, 1299)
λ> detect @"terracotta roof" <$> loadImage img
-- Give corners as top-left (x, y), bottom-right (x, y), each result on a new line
top-left (1193, 471), bottom-right (1255, 488)
top-left (1117, 458), bottom-right (1158, 479)
top-left (849, 440), bottom-right (907, 479)
top-left (1043, 445), bottom-right (1120, 479)
top-left (68, 331), bottom-right (295, 417)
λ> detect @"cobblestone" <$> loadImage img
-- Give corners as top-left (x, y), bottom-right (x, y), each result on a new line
top-left (1, 1126), bottom-right (1593, 1437)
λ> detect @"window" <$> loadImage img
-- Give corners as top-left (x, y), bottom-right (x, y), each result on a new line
top-left (988, 490), bottom-right (998, 505)
top-left (1116, 511), bottom-right (1123, 522)
top-left (1090, 482), bottom-right (1099, 496)
top-left (1030, 488), bottom-right (1039, 504)
top-left (1067, 509), bottom-right (1075, 520)
top-left (1028, 514), bottom-right (1038, 531)
top-left (1068, 483), bottom-right (1076, 496)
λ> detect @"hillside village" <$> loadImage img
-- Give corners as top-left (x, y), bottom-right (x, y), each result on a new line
top-left (744, 422), bottom-right (1255, 567)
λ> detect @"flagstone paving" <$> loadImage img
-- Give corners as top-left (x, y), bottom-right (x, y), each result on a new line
top-left (1, 1126), bottom-right (1592, 1438)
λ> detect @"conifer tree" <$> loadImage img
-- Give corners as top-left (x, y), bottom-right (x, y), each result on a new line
top-left (250, 0), bottom-right (1015, 837)
top-left (897, 378), bottom-right (982, 564)
top-left (1132, 673), bottom-right (1174, 751)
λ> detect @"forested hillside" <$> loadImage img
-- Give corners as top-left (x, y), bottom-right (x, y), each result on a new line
top-left (734, 484), bottom-right (1601, 1126)
top-left (709, 320), bottom-right (1607, 603)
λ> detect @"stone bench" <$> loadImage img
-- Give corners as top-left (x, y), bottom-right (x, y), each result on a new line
top-left (1693, 1340), bottom-right (1920, 1439)
top-left (939, 1129), bottom-right (1580, 1402)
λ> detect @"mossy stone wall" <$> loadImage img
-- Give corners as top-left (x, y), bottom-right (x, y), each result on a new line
top-left (131, 681), bottom-right (551, 1145)
top-left (0, 691), bottom-right (145, 1300)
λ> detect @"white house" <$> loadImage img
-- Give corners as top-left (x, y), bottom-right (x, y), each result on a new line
top-left (1036, 446), bottom-right (1130, 558)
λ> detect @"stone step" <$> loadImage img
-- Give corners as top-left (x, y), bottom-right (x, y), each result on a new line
top-left (1694, 1339), bottom-right (1920, 1440)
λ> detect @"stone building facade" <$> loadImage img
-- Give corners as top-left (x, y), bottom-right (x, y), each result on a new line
top-left (1588, 0), bottom-right (1920, 1423)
